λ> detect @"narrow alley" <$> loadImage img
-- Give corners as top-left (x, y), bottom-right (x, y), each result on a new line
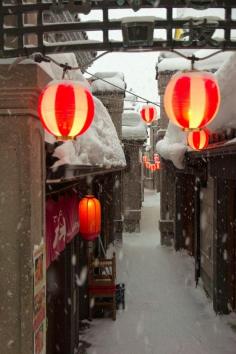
top-left (84, 190), bottom-right (236, 354)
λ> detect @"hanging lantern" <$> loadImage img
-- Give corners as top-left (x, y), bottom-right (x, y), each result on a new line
top-left (188, 129), bottom-right (209, 150)
top-left (140, 104), bottom-right (157, 124)
top-left (143, 155), bottom-right (148, 163)
top-left (78, 195), bottom-right (101, 241)
top-left (150, 163), bottom-right (157, 172)
top-left (155, 161), bottom-right (160, 170)
top-left (153, 153), bottom-right (160, 163)
top-left (164, 71), bottom-right (220, 131)
top-left (38, 81), bottom-right (95, 140)
top-left (145, 161), bottom-right (151, 169)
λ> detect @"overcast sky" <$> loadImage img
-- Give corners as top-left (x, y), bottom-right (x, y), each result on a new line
top-left (80, 8), bottom-right (167, 103)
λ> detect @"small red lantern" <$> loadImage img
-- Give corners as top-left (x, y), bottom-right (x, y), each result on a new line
top-left (140, 105), bottom-right (157, 124)
top-left (143, 155), bottom-right (148, 163)
top-left (188, 129), bottom-right (209, 150)
top-left (78, 195), bottom-right (101, 241)
top-left (154, 153), bottom-right (160, 163)
top-left (155, 161), bottom-right (160, 170)
top-left (145, 161), bottom-right (151, 169)
top-left (38, 81), bottom-right (95, 140)
top-left (150, 163), bottom-right (157, 172)
top-left (164, 71), bottom-right (220, 131)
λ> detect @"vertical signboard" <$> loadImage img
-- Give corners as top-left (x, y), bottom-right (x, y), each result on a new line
top-left (33, 243), bottom-right (46, 354)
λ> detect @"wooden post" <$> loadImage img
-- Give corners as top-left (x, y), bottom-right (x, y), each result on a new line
top-left (213, 179), bottom-right (230, 314)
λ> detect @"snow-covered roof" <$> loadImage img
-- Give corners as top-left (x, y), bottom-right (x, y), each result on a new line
top-left (157, 50), bottom-right (233, 73)
top-left (156, 52), bottom-right (236, 169)
top-left (122, 112), bottom-right (147, 141)
top-left (91, 72), bottom-right (126, 93)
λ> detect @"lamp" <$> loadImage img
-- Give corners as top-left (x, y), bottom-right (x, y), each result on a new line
top-left (38, 81), bottom-right (94, 140)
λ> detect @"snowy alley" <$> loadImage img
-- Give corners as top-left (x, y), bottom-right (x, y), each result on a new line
top-left (83, 190), bottom-right (236, 354)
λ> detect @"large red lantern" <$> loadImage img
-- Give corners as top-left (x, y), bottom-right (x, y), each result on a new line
top-left (38, 81), bottom-right (95, 140)
top-left (78, 195), bottom-right (101, 241)
top-left (164, 71), bottom-right (220, 131)
top-left (188, 129), bottom-right (209, 150)
top-left (140, 105), bottom-right (157, 124)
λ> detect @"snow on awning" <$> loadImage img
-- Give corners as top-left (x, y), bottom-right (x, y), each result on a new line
top-left (122, 111), bottom-right (147, 141)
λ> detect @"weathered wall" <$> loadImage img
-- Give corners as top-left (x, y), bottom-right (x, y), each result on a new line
top-left (200, 177), bottom-right (214, 297)
top-left (93, 90), bottom-right (125, 240)
top-left (0, 64), bottom-right (49, 354)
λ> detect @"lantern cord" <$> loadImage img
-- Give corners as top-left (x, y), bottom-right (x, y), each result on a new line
top-left (171, 49), bottom-right (223, 67)
top-left (32, 52), bottom-right (160, 108)
top-left (84, 69), bottom-right (160, 107)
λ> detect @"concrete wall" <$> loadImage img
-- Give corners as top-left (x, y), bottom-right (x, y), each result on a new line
top-left (0, 64), bottom-right (50, 354)
top-left (200, 178), bottom-right (214, 297)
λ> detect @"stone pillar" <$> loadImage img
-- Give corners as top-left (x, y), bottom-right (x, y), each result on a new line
top-left (123, 140), bottom-right (144, 233)
top-left (0, 63), bottom-right (50, 354)
top-left (93, 91), bottom-right (124, 140)
top-left (159, 159), bottom-right (175, 246)
top-left (94, 90), bottom-right (125, 241)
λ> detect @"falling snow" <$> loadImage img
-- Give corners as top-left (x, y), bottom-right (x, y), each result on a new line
top-left (82, 190), bottom-right (236, 354)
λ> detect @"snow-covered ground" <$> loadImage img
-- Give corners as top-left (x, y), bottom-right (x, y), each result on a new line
top-left (83, 189), bottom-right (236, 354)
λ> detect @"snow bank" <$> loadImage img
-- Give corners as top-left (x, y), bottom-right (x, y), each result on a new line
top-left (91, 72), bottom-right (126, 92)
top-left (122, 112), bottom-right (147, 141)
top-left (51, 96), bottom-right (126, 169)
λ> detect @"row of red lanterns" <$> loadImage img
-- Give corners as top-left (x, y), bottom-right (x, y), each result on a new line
top-left (143, 154), bottom-right (160, 171)
top-left (38, 81), bottom-right (158, 140)
top-left (38, 70), bottom-right (220, 151)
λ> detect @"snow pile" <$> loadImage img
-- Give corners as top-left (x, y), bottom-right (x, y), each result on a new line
top-left (91, 72), bottom-right (126, 93)
top-left (156, 52), bottom-right (236, 168)
top-left (51, 96), bottom-right (126, 169)
top-left (156, 122), bottom-right (187, 169)
top-left (122, 112), bottom-right (147, 141)
top-left (208, 52), bottom-right (236, 132)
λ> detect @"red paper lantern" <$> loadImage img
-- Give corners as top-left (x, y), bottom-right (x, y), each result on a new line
top-left (38, 81), bottom-right (95, 140)
top-left (150, 163), bottom-right (157, 172)
top-left (145, 161), bottom-right (151, 169)
top-left (154, 153), bottom-right (160, 163)
top-left (143, 155), bottom-right (148, 163)
top-left (188, 129), bottom-right (209, 150)
top-left (78, 195), bottom-right (101, 241)
top-left (140, 105), bottom-right (157, 124)
top-left (164, 71), bottom-right (220, 131)
top-left (155, 161), bottom-right (160, 170)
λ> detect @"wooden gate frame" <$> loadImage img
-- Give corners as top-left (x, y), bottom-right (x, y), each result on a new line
top-left (1, 0), bottom-right (236, 58)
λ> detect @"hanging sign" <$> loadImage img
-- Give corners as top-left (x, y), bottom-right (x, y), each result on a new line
top-left (33, 243), bottom-right (46, 354)
top-left (46, 192), bottom-right (80, 268)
